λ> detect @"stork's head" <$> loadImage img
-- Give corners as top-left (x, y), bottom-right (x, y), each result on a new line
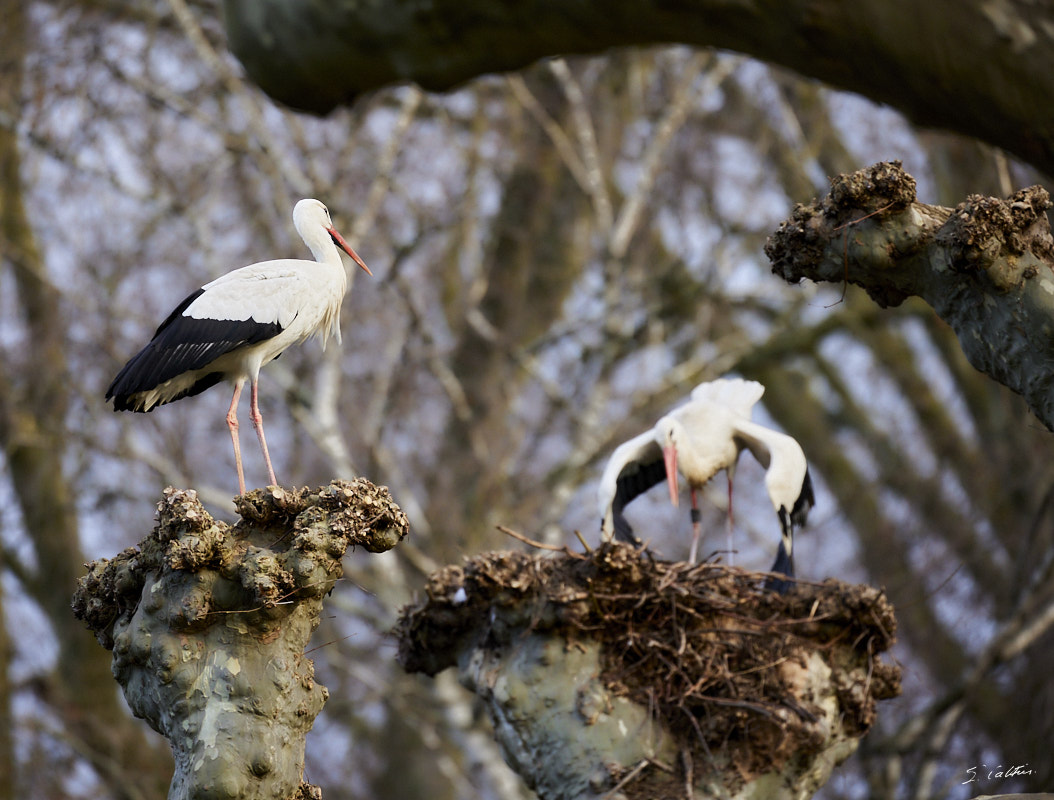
top-left (293, 198), bottom-right (372, 275)
top-left (293, 198), bottom-right (333, 235)
top-left (655, 415), bottom-right (681, 507)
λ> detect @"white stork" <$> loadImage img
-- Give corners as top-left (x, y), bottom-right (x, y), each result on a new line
top-left (598, 377), bottom-right (814, 592)
top-left (106, 199), bottom-right (372, 495)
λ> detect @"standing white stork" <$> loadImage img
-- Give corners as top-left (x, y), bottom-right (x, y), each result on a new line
top-left (106, 199), bottom-right (372, 495)
top-left (598, 378), bottom-right (814, 592)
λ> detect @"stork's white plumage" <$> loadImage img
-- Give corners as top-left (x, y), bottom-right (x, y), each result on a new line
top-left (598, 378), bottom-right (814, 591)
top-left (106, 199), bottom-right (372, 494)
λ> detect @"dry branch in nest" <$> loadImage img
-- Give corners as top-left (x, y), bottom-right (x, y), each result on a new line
top-left (72, 479), bottom-right (409, 800)
top-left (396, 542), bottom-right (900, 800)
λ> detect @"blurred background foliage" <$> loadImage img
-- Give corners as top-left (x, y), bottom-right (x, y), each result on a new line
top-left (1, 1), bottom-right (1052, 798)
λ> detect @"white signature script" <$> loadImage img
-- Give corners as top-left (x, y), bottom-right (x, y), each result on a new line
top-left (962, 763), bottom-right (1034, 784)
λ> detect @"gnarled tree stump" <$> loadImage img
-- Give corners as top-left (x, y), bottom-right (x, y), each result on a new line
top-left (73, 480), bottom-right (409, 800)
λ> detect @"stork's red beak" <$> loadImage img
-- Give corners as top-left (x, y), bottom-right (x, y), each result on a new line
top-left (329, 228), bottom-right (373, 275)
top-left (663, 444), bottom-right (679, 507)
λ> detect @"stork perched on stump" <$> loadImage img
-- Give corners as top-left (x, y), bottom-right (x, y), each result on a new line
top-left (106, 199), bottom-right (372, 495)
top-left (598, 377), bottom-right (814, 592)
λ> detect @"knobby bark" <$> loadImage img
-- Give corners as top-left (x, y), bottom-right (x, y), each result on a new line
top-left (766, 160), bottom-right (1054, 431)
top-left (73, 481), bottom-right (409, 800)
top-left (220, 0), bottom-right (1054, 175)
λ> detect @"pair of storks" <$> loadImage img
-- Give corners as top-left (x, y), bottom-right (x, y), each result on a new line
top-left (106, 199), bottom-right (813, 586)
top-left (597, 379), bottom-right (814, 591)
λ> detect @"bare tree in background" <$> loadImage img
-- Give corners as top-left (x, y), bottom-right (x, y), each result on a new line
top-left (0, 2), bottom-right (172, 796)
top-left (1, 0), bottom-right (1052, 798)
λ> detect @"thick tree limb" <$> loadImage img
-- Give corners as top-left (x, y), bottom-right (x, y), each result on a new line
top-left (221, 0), bottom-right (1054, 174)
top-left (73, 481), bottom-right (409, 800)
top-left (766, 161), bottom-right (1054, 430)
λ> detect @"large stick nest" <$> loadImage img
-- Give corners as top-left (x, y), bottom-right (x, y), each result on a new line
top-left (396, 542), bottom-right (900, 786)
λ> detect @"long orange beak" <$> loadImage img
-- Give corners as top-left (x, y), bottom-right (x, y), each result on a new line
top-left (663, 444), bottom-right (679, 507)
top-left (329, 227), bottom-right (373, 275)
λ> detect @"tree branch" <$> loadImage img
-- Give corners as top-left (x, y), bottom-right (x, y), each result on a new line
top-left (767, 160), bottom-right (1054, 430)
top-left (220, 0), bottom-right (1054, 174)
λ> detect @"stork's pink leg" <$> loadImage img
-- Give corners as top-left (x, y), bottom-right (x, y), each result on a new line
top-left (727, 472), bottom-right (735, 567)
top-left (688, 487), bottom-right (703, 563)
top-left (248, 378), bottom-right (278, 487)
top-left (227, 380), bottom-right (247, 495)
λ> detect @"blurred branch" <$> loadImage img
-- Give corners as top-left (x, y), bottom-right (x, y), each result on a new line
top-left (820, 317), bottom-right (1007, 596)
top-left (99, 55), bottom-right (258, 164)
top-left (507, 74), bottom-right (592, 201)
top-left (884, 551), bottom-right (1054, 788)
top-left (607, 52), bottom-right (733, 260)
top-left (222, 0), bottom-right (1054, 176)
top-left (165, 0), bottom-right (312, 198)
top-left (0, 108), bottom-right (153, 200)
top-left (124, 431), bottom-right (234, 510)
top-left (549, 58), bottom-right (612, 233)
top-left (348, 87), bottom-right (423, 243)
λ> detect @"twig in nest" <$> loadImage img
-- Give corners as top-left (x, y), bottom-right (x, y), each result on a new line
top-left (730, 655), bottom-right (791, 677)
top-left (601, 758), bottom-right (650, 798)
top-left (678, 704), bottom-right (714, 762)
top-left (573, 529), bottom-right (593, 553)
top-left (496, 525), bottom-right (588, 559)
top-left (696, 694), bottom-right (782, 720)
top-left (645, 756), bottom-right (675, 773)
top-left (779, 696), bottom-right (819, 723)
top-left (680, 746), bottom-right (695, 799)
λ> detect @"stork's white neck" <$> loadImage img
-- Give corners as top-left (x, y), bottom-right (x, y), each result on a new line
top-left (300, 223), bottom-right (351, 311)
top-left (303, 228), bottom-right (343, 266)
top-left (292, 199), bottom-right (345, 267)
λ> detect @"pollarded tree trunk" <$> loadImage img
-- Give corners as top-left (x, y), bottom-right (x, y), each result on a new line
top-left (73, 481), bottom-right (409, 800)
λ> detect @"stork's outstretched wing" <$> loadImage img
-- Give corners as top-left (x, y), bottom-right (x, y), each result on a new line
top-left (598, 430), bottom-right (665, 544)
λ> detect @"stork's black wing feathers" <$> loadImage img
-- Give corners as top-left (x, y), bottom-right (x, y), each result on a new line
top-left (153, 287), bottom-right (207, 337)
top-left (105, 287), bottom-right (282, 408)
top-left (791, 469), bottom-right (815, 528)
top-left (610, 456), bottom-right (667, 544)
